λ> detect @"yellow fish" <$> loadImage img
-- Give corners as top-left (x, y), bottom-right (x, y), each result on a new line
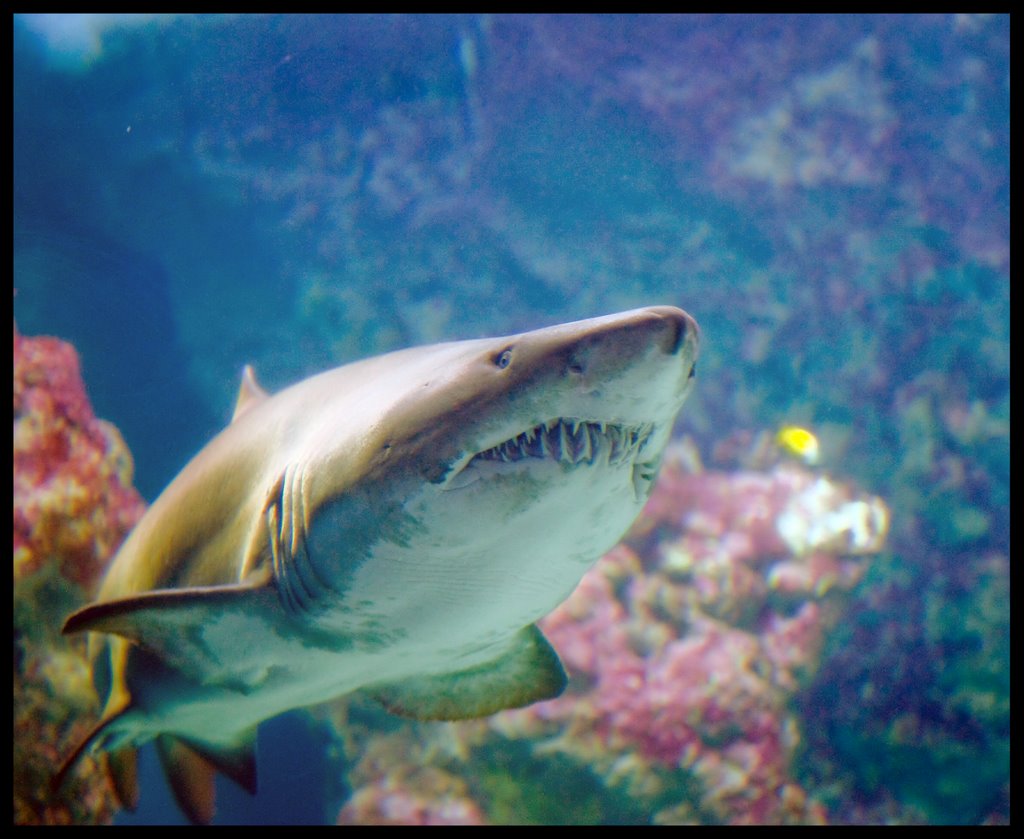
top-left (776, 425), bottom-right (820, 465)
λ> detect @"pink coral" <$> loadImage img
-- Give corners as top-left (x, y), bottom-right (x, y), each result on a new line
top-left (335, 732), bottom-right (487, 826)
top-left (518, 561), bottom-right (799, 822)
top-left (14, 323), bottom-right (145, 590)
top-left (337, 771), bottom-right (487, 826)
top-left (13, 323), bottom-right (146, 824)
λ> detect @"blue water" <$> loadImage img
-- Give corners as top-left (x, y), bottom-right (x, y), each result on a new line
top-left (13, 14), bottom-right (1009, 825)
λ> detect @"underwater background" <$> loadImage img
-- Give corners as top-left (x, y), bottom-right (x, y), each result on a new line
top-left (13, 14), bottom-right (1008, 825)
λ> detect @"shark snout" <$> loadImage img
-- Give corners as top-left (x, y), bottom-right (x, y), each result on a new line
top-left (637, 305), bottom-right (700, 358)
top-left (577, 306), bottom-right (699, 384)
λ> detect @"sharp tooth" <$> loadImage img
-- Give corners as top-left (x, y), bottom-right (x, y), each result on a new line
top-left (542, 425), bottom-right (555, 459)
top-left (580, 424), bottom-right (593, 462)
top-left (609, 429), bottom-right (622, 463)
top-left (558, 421), bottom-right (571, 463)
top-left (524, 430), bottom-right (541, 458)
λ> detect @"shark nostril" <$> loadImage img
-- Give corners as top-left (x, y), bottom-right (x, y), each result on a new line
top-left (655, 309), bottom-right (700, 357)
top-left (664, 316), bottom-right (687, 355)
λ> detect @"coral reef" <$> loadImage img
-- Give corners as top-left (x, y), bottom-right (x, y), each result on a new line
top-left (797, 545), bottom-right (1010, 825)
top-left (13, 324), bottom-right (145, 589)
top-left (14, 13), bottom-right (1008, 823)
top-left (13, 323), bottom-right (146, 824)
top-left (336, 733), bottom-right (486, 826)
top-left (329, 441), bottom-right (889, 824)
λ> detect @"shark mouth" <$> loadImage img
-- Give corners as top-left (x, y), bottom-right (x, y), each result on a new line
top-left (473, 418), bottom-right (654, 468)
top-left (442, 418), bottom-right (657, 493)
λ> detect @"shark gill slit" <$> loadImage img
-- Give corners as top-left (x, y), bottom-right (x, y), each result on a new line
top-left (268, 474), bottom-right (305, 615)
top-left (265, 497), bottom-right (286, 608)
top-left (274, 464), bottom-right (334, 616)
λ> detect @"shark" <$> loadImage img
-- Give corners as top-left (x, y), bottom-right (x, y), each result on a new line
top-left (55, 305), bottom-right (700, 823)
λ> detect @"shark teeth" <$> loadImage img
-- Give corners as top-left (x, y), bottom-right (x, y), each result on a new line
top-left (469, 418), bottom-right (654, 470)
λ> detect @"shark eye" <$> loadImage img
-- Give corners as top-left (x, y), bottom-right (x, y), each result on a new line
top-left (494, 348), bottom-right (513, 369)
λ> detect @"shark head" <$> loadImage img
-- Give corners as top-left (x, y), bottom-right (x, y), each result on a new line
top-left (437, 305), bottom-right (698, 495)
top-left (286, 305), bottom-right (700, 637)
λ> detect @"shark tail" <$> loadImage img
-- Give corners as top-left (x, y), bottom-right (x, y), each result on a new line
top-left (52, 696), bottom-right (138, 811)
top-left (55, 715), bottom-right (257, 824)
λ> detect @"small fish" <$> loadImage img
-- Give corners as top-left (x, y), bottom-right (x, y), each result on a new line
top-left (55, 306), bottom-right (700, 822)
top-left (776, 425), bottom-right (820, 465)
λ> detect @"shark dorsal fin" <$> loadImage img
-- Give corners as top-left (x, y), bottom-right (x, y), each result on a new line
top-left (232, 364), bottom-right (269, 422)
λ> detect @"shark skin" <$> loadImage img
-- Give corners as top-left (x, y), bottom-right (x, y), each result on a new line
top-left (56, 305), bottom-right (700, 823)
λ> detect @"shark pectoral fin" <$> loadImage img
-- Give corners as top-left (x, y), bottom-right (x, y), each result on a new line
top-left (371, 624), bottom-right (568, 721)
top-left (157, 736), bottom-right (217, 825)
top-left (61, 578), bottom-right (278, 679)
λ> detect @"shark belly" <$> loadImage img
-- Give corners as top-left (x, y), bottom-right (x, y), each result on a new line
top-left (125, 454), bottom-right (654, 749)
top-left (346, 459), bottom-right (647, 645)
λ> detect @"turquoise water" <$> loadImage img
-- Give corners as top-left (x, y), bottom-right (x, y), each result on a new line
top-left (13, 14), bottom-right (1008, 825)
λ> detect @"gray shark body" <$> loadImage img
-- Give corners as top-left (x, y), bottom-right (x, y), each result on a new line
top-left (58, 305), bottom-right (699, 822)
